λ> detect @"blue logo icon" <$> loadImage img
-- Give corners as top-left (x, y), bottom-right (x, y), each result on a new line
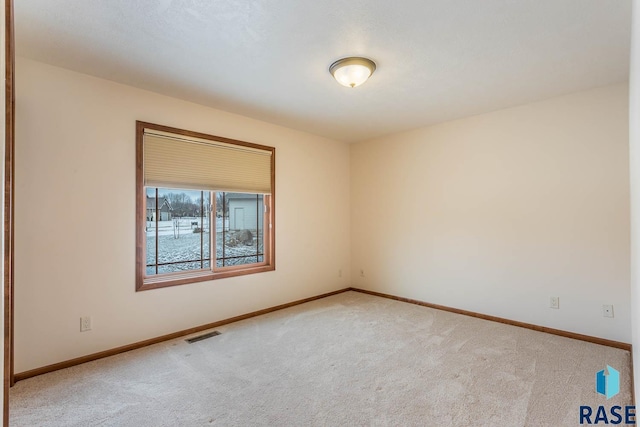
top-left (596, 365), bottom-right (620, 399)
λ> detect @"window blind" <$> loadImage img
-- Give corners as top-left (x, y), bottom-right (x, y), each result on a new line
top-left (143, 131), bottom-right (273, 194)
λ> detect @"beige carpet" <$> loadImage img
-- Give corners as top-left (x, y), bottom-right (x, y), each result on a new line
top-left (10, 291), bottom-right (632, 426)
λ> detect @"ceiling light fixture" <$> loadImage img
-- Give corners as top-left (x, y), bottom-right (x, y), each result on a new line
top-left (329, 57), bottom-right (376, 88)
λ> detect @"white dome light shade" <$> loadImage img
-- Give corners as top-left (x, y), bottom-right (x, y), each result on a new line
top-left (329, 57), bottom-right (376, 88)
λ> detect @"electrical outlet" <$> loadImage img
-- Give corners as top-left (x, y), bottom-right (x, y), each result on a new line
top-left (550, 297), bottom-right (559, 309)
top-left (360, 269), bottom-right (365, 278)
top-left (338, 269), bottom-right (342, 278)
top-left (603, 305), bottom-right (614, 318)
top-left (80, 316), bottom-right (92, 332)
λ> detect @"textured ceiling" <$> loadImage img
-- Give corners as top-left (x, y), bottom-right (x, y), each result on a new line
top-left (15, 0), bottom-right (632, 143)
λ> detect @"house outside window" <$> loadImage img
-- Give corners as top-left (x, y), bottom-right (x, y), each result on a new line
top-left (146, 195), bottom-right (173, 221)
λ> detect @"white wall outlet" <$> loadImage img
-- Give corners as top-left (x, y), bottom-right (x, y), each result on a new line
top-left (603, 305), bottom-right (614, 318)
top-left (360, 269), bottom-right (365, 278)
top-left (80, 316), bottom-right (92, 332)
top-left (550, 297), bottom-right (559, 309)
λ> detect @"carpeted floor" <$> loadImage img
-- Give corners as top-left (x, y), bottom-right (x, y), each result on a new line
top-left (10, 291), bottom-right (633, 426)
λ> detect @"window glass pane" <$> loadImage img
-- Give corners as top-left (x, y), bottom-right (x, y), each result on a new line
top-left (158, 261), bottom-right (203, 274)
top-left (201, 191), bottom-right (211, 263)
top-left (216, 192), bottom-right (264, 267)
top-left (145, 187), bottom-right (157, 273)
top-left (145, 188), bottom-right (211, 275)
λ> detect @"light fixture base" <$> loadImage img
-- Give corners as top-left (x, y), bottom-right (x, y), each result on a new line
top-left (329, 57), bottom-right (376, 88)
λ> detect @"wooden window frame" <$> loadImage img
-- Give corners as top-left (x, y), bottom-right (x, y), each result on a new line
top-left (136, 121), bottom-right (275, 291)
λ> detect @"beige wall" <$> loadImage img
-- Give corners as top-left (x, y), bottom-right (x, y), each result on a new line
top-left (351, 84), bottom-right (630, 342)
top-left (629, 0), bottom-right (639, 401)
top-left (14, 58), bottom-right (351, 372)
top-left (13, 55), bottom-right (632, 374)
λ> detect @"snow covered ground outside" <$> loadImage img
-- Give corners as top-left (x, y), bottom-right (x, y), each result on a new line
top-left (145, 218), bottom-right (217, 237)
top-left (146, 217), bottom-right (263, 275)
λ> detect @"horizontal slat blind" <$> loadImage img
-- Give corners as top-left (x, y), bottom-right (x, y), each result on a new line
top-left (144, 132), bottom-right (272, 194)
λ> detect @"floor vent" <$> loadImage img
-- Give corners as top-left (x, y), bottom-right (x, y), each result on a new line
top-left (186, 331), bottom-right (221, 344)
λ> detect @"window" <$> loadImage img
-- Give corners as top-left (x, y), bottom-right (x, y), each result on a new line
top-left (136, 122), bottom-right (275, 291)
